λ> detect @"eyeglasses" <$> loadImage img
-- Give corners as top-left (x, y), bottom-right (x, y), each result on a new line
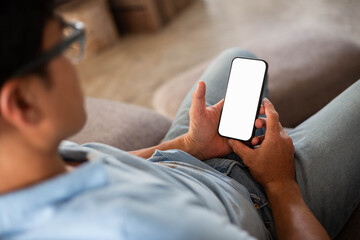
top-left (12, 20), bottom-right (86, 78)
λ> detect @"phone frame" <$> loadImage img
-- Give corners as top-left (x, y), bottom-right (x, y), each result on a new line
top-left (217, 57), bottom-right (268, 142)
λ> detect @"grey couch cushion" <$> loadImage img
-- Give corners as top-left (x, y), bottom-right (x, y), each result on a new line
top-left (68, 97), bottom-right (172, 151)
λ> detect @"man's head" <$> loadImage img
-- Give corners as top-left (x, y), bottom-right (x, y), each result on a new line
top-left (0, 0), bottom-right (86, 150)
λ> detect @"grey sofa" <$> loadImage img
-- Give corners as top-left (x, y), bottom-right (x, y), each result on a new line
top-left (70, 32), bottom-right (360, 239)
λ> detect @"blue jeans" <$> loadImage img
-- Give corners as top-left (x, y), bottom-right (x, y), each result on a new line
top-left (163, 48), bottom-right (360, 239)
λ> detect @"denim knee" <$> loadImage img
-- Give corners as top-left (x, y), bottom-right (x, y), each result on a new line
top-left (220, 48), bottom-right (257, 60)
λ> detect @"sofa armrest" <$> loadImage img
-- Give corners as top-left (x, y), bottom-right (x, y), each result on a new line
top-left (153, 32), bottom-right (360, 128)
top-left (247, 31), bottom-right (360, 127)
top-left (68, 97), bottom-right (172, 151)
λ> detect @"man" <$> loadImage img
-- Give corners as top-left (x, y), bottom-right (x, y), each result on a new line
top-left (0, 1), bottom-right (358, 239)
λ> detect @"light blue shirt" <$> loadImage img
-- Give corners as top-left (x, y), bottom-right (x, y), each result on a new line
top-left (0, 141), bottom-right (270, 240)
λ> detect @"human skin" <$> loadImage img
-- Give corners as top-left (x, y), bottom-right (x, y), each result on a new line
top-left (0, 19), bottom-right (86, 194)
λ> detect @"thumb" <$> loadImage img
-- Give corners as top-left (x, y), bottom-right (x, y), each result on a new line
top-left (228, 139), bottom-right (254, 161)
top-left (190, 81), bottom-right (206, 116)
top-left (213, 98), bottom-right (224, 112)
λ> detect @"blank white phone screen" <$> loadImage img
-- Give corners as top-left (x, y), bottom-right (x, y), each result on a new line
top-left (218, 58), bottom-right (267, 141)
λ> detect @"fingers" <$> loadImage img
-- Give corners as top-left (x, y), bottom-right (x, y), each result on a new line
top-left (258, 105), bottom-right (265, 115)
top-left (195, 81), bottom-right (206, 99)
top-left (212, 98), bottom-right (224, 111)
top-left (255, 117), bottom-right (266, 129)
top-left (190, 81), bottom-right (206, 116)
top-left (251, 135), bottom-right (265, 146)
top-left (262, 98), bottom-right (280, 134)
top-left (228, 139), bottom-right (253, 160)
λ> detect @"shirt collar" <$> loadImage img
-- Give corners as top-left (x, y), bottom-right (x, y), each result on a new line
top-left (0, 160), bottom-right (108, 235)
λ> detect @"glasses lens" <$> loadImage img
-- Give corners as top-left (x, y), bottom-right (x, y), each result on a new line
top-left (63, 24), bottom-right (85, 63)
top-left (64, 38), bottom-right (84, 63)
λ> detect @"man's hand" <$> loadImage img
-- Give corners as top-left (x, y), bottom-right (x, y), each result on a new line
top-left (228, 98), bottom-right (330, 240)
top-left (184, 81), bottom-right (232, 160)
top-left (184, 81), bottom-right (266, 160)
top-left (228, 98), bottom-right (295, 187)
top-left (130, 81), bottom-right (232, 160)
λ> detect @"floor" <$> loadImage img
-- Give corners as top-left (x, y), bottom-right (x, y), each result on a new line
top-left (76, 0), bottom-right (360, 110)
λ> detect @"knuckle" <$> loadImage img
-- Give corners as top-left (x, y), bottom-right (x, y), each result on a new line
top-left (282, 134), bottom-right (291, 142)
top-left (285, 137), bottom-right (295, 150)
top-left (290, 139), bottom-right (295, 149)
top-left (272, 111), bottom-right (279, 120)
top-left (286, 135), bottom-right (293, 143)
top-left (189, 105), bottom-right (195, 113)
top-left (269, 128), bottom-right (278, 135)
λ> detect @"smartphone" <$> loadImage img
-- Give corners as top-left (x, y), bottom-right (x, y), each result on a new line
top-left (218, 57), bottom-right (268, 141)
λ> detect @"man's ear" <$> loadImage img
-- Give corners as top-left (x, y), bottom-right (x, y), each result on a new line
top-left (0, 77), bottom-right (42, 129)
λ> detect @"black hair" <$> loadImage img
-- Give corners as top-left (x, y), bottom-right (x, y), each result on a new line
top-left (0, 0), bottom-right (57, 89)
